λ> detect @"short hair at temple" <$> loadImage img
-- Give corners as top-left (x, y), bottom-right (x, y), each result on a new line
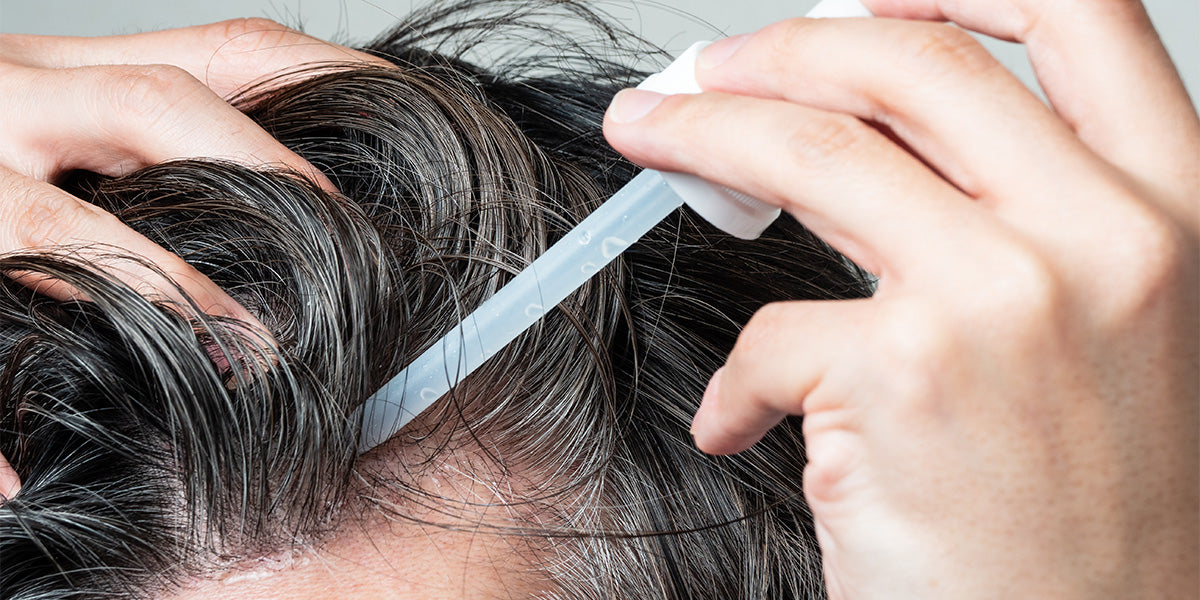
top-left (0, 1), bottom-right (873, 598)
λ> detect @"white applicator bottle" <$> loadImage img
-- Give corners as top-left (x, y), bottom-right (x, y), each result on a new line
top-left (357, 0), bottom-right (873, 453)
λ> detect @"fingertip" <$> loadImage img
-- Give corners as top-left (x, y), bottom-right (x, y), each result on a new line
top-left (207, 297), bottom-right (270, 340)
top-left (195, 286), bottom-right (278, 354)
top-left (196, 292), bottom-right (280, 387)
top-left (268, 146), bottom-right (338, 196)
top-left (601, 89), bottom-right (683, 171)
top-left (0, 451), bottom-right (21, 501)
top-left (690, 367), bottom-right (723, 435)
top-left (305, 166), bottom-right (339, 196)
top-left (606, 88), bottom-right (667, 125)
top-left (146, 257), bottom-right (277, 351)
top-left (693, 422), bottom-right (765, 456)
top-left (691, 367), bottom-right (765, 455)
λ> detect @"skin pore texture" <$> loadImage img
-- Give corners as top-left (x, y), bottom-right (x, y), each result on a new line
top-left (0, 2), bottom-right (871, 598)
top-left (173, 409), bottom-right (553, 599)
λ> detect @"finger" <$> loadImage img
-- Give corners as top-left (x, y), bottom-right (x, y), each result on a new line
top-left (692, 18), bottom-right (1120, 226)
top-left (863, 0), bottom-right (1200, 211)
top-left (0, 165), bottom-right (266, 331)
top-left (0, 450), bottom-right (18, 500)
top-left (0, 63), bottom-right (334, 190)
top-left (604, 88), bottom-right (999, 278)
top-left (691, 300), bottom-right (872, 455)
top-left (0, 19), bottom-right (390, 98)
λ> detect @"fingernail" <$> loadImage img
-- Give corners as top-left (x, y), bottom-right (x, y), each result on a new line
top-left (691, 367), bottom-right (725, 435)
top-left (608, 89), bottom-right (666, 124)
top-left (698, 34), bottom-right (751, 69)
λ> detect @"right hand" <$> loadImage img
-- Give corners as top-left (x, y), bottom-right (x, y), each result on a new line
top-left (0, 18), bottom-right (391, 500)
top-left (604, 0), bottom-right (1198, 597)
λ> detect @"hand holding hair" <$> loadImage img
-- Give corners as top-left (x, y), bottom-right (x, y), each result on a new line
top-left (0, 19), bottom-right (389, 499)
top-left (605, 0), bottom-right (1198, 598)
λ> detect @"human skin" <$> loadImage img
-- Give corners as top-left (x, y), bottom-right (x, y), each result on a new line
top-left (167, 411), bottom-right (551, 600)
top-left (0, 19), bottom-right (391, 498)
top-left (604, 0), bottom-right (1198, 598)
top-left (0, 1), bottom-right (1196, 597)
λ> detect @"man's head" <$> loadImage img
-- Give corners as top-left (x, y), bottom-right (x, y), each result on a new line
top-left (0, 2), bottom-right (872, 598)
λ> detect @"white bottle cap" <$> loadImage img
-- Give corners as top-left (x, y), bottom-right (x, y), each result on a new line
top-left (635, 42), bottom-right (781, 240)
top-left (630, 1), bottom-right (872, 239)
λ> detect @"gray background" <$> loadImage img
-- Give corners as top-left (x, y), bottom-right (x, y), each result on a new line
top-left (1, 1), bottom-right (1197, 111)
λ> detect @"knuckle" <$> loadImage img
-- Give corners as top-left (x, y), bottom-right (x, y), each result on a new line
top-left (102, 64), bottom-right (203, 121)
top-left (879, 301), bottom-right (953, 366)
top-left (7, 187), bottom-right (98, 248)
top-left (897, 23), bottom-right (997, 83)
top-left (1102, 206), bottom-right (1190, 317)
top-left (1125, 205), bottom-right (1186, 266)
top-left (875, 301), bottom-right (955, 408)
top-left (974, 244), bottom-right (1065, 329)
top-left (207, 18), bottom-right (294, 55)
top-left (784, 113), bottom-right (870, 167)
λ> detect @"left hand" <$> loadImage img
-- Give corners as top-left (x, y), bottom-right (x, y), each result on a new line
top-left (0, 18), bottom-right (390, 501)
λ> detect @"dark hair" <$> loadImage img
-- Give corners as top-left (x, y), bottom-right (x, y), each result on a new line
top-left (0, 2), bottom-right (873, 598)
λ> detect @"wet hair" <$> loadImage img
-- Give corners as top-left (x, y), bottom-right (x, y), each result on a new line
top-left (0, 2), bottom-right (873, 598)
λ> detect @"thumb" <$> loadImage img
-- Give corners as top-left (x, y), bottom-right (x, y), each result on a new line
top-left (691, 299), bottom-right (872, 455)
